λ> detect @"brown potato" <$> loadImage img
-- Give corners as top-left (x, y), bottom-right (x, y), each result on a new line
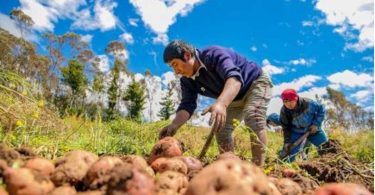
top-left (0, 187), bottom-right (8, 195)
top-left (77, 191), bottom-right (105, 195)
top-left (49, 186), bottom-right (77, 195)
top-left (24, 158), bottom-right (55, 177)
top-left (313, 183), bottom-right (372, 195)
top-left (175, 156), bottom-right (203, 180)
top-left (121, 155), bottom-right (155, 177)
top-left (83, 156), bottom-right (124, 190)
top-left (185, 159), bottom-right (275, 195)
top-left (51, 150), bottom-right (98, 186)
top-left (148, 137), bottom-right (183, 163)
top-left (151, 157), bottom-right (187, 174)
top-left (272, 178), bottom-right (302, 195)
top-left (156, 171), bottom-right (188, 195)
top-left (266, 177), bottom-right (282, 195)
top-left (106, 164), bottom-right (156, 195)
top-left (215, 152), bottom-right (241, 161)
top-left (4, 167), bottom-right (54, 195)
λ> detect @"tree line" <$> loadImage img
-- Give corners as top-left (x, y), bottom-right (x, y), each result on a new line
top-left (0, 9), bottom-right (175, 122)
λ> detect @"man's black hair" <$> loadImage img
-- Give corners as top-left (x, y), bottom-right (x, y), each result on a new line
top-left (163, 40), bottom-right (195, 63)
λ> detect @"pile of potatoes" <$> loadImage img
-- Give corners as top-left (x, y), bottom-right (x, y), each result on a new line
top-left (0, 138), bottom-right (372, 195)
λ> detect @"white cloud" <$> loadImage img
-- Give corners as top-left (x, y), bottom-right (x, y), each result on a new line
top-left (94, 0), bottom-right (117, 31)
top-left (250, 46), bottom-right (257, 52)
top-left (134, 73), bottom-right (144, 82)
top-left (272, 75), bottom-right (322, 96)
top-left (327, 70), bottom-right (373, 88)
top-left (0, 13), bottom-right (21, 37)
top-left (302, 20), bottom-right (314, 27)
top-left (152, 33), bottom-right (169, 45)
top-left (129, 18), bottom-right (139, 27)
top-left (261, 59), bottom-right (284, 75)
top-left (19, 0), bottom-right (58, 31)
top-left (361, 56), bottom-right (374, 62)
top-left (298, 87), bottom-right (327, 100)
top-left (19, 0), bottom-right (119, 32)
top-left (288, 58), bottom-right (316, 66)
top-left (161, 71), bottom-right (177, 87)
top-left (0, 13), bottom-right (39, 42)
top-left (81, 34), bottom-right (93, 44)
top-left (350, 89), bottom-right (372, 102)
top-left (267, 97), bottom-right (283, 115)
top-left (120, 33), bottom-right (134, 44)
top-left (129, 0), bottom-right (205, 44)
top-left (96, 55), bottom-right (110, 72)
top-left (315, 0), bottom-right (374, 52)
top-left (72, 0), bottom-right (118, 31)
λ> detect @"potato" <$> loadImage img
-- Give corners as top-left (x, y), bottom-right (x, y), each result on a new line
top-left (185, 159), bottom-right (275, 195)
top-left (175, 156), bottom-right (203, 179)
top-left (156, 171), bottom-right (188, 195)
top-left (49, 186), bottom-right (77, 195)
top-left (149, 137), bottom-right (183, 163)
top-left (77, 191), bottom-right (105, 195)
top-left (106, 164), bottom-right (156, 195)
top-left (51, 150), bottom-right (98, 186)
top-left (151, 157), bottom-right (187, 174)
top-left (83, 156), bottom-right (124, 190)
top-left (313, 183), bottom-right (372, 195)
top-left (0, 187), bottom-right (8, 195)
top-left (24, 158), bottom-right (55, 177)
top-left (272, 178), bottom-right (302, 195)
top-left (121, 155), bottom-right (154, 177)
top-left (4, 167), bottom-right (54, 195)
top-left (215, 152), bottom-right (241, 161)
top-left (266, 177), bottom-right (282, 195)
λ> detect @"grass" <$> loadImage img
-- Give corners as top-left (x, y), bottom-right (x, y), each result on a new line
top-left (0, 69), bottom-right (373, 170)
top-left (1, 115), bottom-right (373, 166)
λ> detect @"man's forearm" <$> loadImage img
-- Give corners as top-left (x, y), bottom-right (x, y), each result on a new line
top-left (216, 77), bottom-right (241, 107)
top-left (171, 110), bottom-right (190, 128)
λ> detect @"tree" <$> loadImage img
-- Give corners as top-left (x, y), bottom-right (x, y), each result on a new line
top-left (105, 40), bottom-right (128, 73)
top-left (324, 87), bottom-right (373, 131)
top-left (158, 84), bottom-right (175, 120)
top-left (60, 59), bottom-right (88, 96)
top-left (106, 59), bottom-right (122, 120)
top-left (123, 77), bottom-right (146, 122)
top-left (10, 9), bottom-right (34, 39)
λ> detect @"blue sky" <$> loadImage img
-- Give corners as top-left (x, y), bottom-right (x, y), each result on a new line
top-left (0, 0), bottom-right (374, 116)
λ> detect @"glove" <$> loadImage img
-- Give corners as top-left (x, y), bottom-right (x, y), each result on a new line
top-left (309, 125), bottom-right (318, 134)
top-left (158, 124), bottom-right (178, 140)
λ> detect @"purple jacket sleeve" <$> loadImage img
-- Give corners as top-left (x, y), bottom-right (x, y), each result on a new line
top-left (176, 78), bottom-right (198, 118)
top-left (206, 47), bottom-right (244, 86)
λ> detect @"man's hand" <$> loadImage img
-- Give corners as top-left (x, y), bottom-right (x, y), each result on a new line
top-left (202, 102), bottom-right (227, 133)
top-left (159, 124), bottom-right (178, 139)
top-left (308, 125), bottom-right (318, 134)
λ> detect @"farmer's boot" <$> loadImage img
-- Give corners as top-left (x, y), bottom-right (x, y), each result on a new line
top-left (251, 129), bottom-right (267, 166)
